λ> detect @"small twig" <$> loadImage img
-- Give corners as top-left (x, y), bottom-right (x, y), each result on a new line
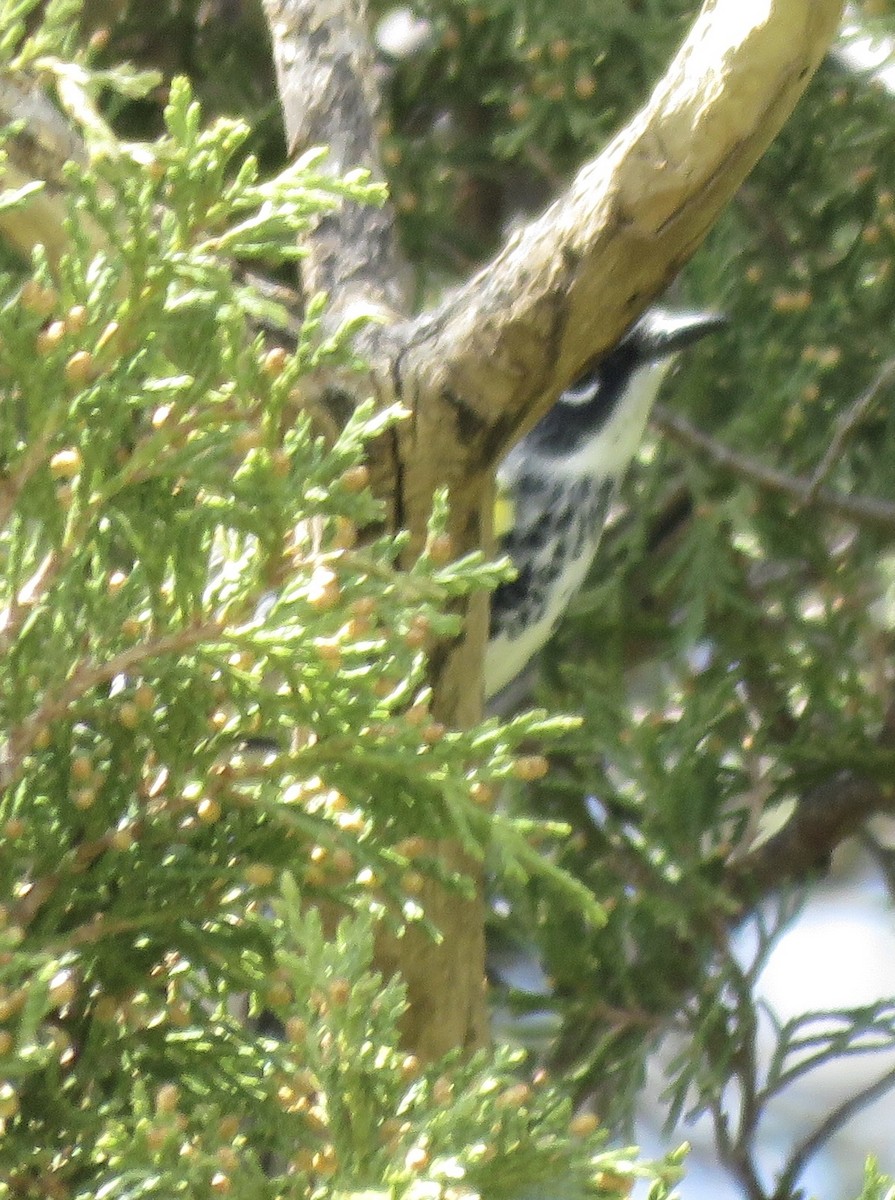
top-left (805, 356), bottom-right (895, 501)
top-left (0, 508), bottom-right (101, 660)
top-left (703, 992), bottom-right (769, 1200)
top-left (860, 829), bottom-right (895, 902)
top-left (2, 619), bottom-right (226, 793)
top-left (0, 426), bottom-right (55, 531)
top-left (771, 1062), bottom-right (895, 1200)
top-left (0, 551), bottom-right (57, 647)
top-left (652, 404), bottom-right (895, 531)
top-left (714, 1111), bottom-right (768, 1200)
top-left (728, 749), bottom-right (775, 863)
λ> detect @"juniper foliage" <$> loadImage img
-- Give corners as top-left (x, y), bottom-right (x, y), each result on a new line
top-left (3, 2), bottom-right (895, 1200)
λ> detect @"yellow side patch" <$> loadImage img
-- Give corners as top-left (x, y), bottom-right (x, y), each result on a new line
top-left (493, 488), bottom-right (515, 541)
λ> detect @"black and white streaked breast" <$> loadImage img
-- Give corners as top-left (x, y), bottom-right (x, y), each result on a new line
top-left (483, 308), bottom-right (725, 701)
top-left (484, 351), bottom-right (636, 700)
top-left (484, 336), bottom-right (669, 700)
top-left (489, 471), bottom-right (614, 643)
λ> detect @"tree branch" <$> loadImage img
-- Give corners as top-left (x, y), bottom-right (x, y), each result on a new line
top-left (806, 356), bottom-right (895, 500)
top-left (726, 772), bottom-right (895, 903)
top-left (261, 0), bottom-right (410, 320)
top-left (0, 0), bottom-right (850, 1066)
top-left (771, 1061), bottom-right (895, 1200)
top-left (384, 0), bottom-right (846, 472)
top-left (653, 403), bottom-right (895, 531)
top-left (350, 1), bottom-right (846, 767)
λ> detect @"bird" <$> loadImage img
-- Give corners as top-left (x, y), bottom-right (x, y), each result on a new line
top-left (484, 307), bottom-right (726, 706)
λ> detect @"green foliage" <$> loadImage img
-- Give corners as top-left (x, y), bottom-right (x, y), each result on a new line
top-left (860, 1160), bottom-right (895, 1200)
top-left (219, 0), bottom-right (895, 1190)
top-left (369, 0), bottom-right (697, 269)
top-left (5, 1), bottom-right (895, 1198)
top-left (471, 16), bottom-right (895, 1200)
top-left (508, 40), bottom-right (895, 1100)
top-left (60, 1), bottom-right (700, 276)
top-left (0, 0), bottom-right (83, 62)
top-left (61, 891), bottom-right (688, 1198)
top-left (0, 53), bottom-right (599, 1196)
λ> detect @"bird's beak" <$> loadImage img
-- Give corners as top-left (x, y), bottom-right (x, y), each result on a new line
top-left (636, 309), bottom-right (728, 358)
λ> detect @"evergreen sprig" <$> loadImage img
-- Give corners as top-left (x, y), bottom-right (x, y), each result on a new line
top-left (0, 49), bottom-right (610, 1196)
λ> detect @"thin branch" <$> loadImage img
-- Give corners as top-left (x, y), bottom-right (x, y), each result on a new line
top-left (714, 1107), bottom-right (769, 1200)
top-left (698, 963), bottom-right (772, 1200)
top-left (860, 829), bottom-right (895, 902)
top-left (806, 356), bottom-right (895, 500)
top-left (652, 404), bottom-right (895, 531)
top-left (0, 424), bottom-right (55, 531)
top-left (771, 1062), bottom-right (895, 1200)
top-left (1, 619), bottom-right (226, 793)
top-left (0, 550), bottom-right (58, 656)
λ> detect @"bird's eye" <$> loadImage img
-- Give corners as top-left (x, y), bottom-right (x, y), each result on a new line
top-left (522, 341), bottom-right (638, 456)
top-left (560, 372), bottom-right (602, 407)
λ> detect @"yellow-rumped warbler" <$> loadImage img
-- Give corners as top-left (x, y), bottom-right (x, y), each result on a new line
top-left (485, 308), bottom-right (725, 703)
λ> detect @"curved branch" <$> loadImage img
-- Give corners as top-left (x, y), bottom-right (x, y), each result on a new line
top-left (0, 1), bottom-right (849, 1066)
top-left (771, 1061), bottom-right (895, 1200)
top-left (2, 2), bottom-right (846, 473)
top-left (387, 0), bottom-right (846, 470)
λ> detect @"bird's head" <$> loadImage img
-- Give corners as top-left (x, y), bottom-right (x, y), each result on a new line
top-left (523, 308), bottom-right (726, 467)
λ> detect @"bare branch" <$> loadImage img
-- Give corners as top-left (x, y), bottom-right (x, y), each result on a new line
top-left (653, 403), bottom-right (895, 531)
top-left (262, 0), bottom-right (410, 320)
top-left (771, 1061), bottom-right (895, 1200)
top-left (806, 356), bottom-right (895, 500)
